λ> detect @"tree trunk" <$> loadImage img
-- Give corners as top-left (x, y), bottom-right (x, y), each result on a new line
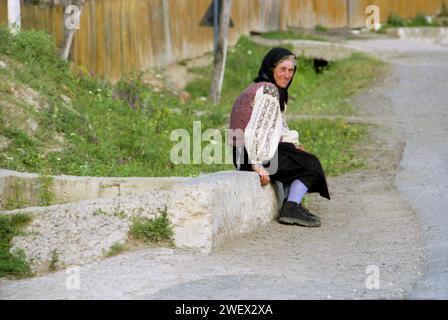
top-left (59, 0), bottom-right (85, 61)
top-left (7, 0), bottom-right (21, 35)
top-left (209, 0), bottom-right (233, 105)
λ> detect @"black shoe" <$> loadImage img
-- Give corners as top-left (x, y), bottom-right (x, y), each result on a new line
top-left (298, 203), bottom-right (321, 222)
top-left (282, 200), bottom-right (321, 222)
top-left (279, 200), bottom-right (321, 227)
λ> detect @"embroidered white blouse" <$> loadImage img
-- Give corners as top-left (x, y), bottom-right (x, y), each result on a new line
top-left (244, 83), bottom-right (301, 165)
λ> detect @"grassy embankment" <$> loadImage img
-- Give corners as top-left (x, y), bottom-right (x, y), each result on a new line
top-left (0, 29), bottom-right (384, 178)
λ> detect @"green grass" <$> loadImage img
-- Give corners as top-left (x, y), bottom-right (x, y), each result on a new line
top-left (92, 208), bottom-right (127, 219)
top-left (0, 29), bottom-right (384, 179)
top-left (0, 213), bottom-right (34, 279)
top-left (129, 211), bottom-right (173, 244)
top-left (3, 179), bottom-right (28, 210)
top-left (37, 174), bottom-right (54, 206)
top-left (314, 25), bottom-right (328, 32)
top-left (48, 249), bottom-right (59, 271)
top-left (261, 30), bottom-right (326, 42)
top-left (105, 242), bottom-right (126, 257)
top-left (187, 37), bottom-right (385, 117)
top-left (288, 52), bottom-right (386, 116)
top-left (384, 13), bottom-right (441, 28)
top-left (289, 118), bottom-right (367, 176)
top-left (0, 28), bottom-right (232, 177)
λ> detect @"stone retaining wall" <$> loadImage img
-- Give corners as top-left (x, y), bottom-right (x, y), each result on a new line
top-left (1, 171), bottom-right (284, 273)
top-left (0, 169), bottom-right (189, 210)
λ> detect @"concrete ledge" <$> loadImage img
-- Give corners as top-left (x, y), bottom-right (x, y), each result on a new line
top-left (0, 169), bottom-right (189, 210)
top-left (0, 170), bottom-right (283, 272)
top-left (168, 171), bottom-right (283, 253)
top-left (385, 27), bottom-right (448, 45)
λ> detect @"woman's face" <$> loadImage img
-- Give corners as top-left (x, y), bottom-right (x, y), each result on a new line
top-left (273, 59), bottom-right (295, 88)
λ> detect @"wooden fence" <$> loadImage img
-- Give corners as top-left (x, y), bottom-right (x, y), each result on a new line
top-left (1, 0), bottom-right (446, 80)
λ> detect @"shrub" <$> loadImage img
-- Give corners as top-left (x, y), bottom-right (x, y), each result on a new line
top-left (129, 211), bottom-right (173, 244)
top-left (0, 213), bottom-right (34, 278)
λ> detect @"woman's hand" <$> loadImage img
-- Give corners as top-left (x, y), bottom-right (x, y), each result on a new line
top-left (252, 165), bottom-right (271, 186)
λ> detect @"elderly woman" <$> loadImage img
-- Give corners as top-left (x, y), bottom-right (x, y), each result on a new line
top-left (229, 47), bottom-right (330, 227)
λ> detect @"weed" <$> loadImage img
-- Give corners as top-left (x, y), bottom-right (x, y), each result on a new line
top-left (92, 208), bottom-right (108, 216)
top-left (92, 208), bottom-right (127, 219)
top-left (0, 213), bottom-right (34, 278)
top-left (105, 242), bottom-right (125, 257)
top-left (48, 249), bottom-right (59, 271)
top-left (129, 210), bottom-right (173, 244)
top-left (315, 25), bottom-right (328, 32)
top-left (37, 174), bottom-right (54, 206)
top-left (386, 12), bottom-right (440, 28)
top-left (4, 179), bottom-right (28, 210)
top-left (113, 210), bottom-right (127, 219)
top-left (387, 13), bottom-right (406, 27)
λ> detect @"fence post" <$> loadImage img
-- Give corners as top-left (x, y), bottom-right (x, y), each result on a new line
top-left (60, 0), bottom-right (85, 61)
top-left (209, 0), bottom-right (233, 105)
top-left (7, 0), bottom-right (21, 35)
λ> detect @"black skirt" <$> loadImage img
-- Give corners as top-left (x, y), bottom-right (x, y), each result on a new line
top-left (232, 142), bottom-right (330, 200)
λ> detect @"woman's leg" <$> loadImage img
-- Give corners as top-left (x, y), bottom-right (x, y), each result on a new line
top-left (287, 179), bottom-right (308, 205)
top-left (272, 143), bottom-right (330, 200)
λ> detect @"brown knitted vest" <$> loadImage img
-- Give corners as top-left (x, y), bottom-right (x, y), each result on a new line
top-left (228, 82), bottom-right (270, 146)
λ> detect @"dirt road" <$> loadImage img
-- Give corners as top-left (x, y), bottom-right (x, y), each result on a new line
top-left (346, 37), bottom-right (448, 299)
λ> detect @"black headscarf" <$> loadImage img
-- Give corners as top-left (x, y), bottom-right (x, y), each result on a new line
top-left (254, 47), bottom-right (296, 111)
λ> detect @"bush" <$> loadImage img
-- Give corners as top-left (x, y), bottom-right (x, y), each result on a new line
top-left (129, 211), bottom-right (173, 244)
top-left (387, 13), bottom-right (405, 27)
top-left (0, 213), bottom-right (34, 278)
top-left (386, 12), bottom-right (439, 28)
top-left (10, 30), bottom-right (59, 66)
